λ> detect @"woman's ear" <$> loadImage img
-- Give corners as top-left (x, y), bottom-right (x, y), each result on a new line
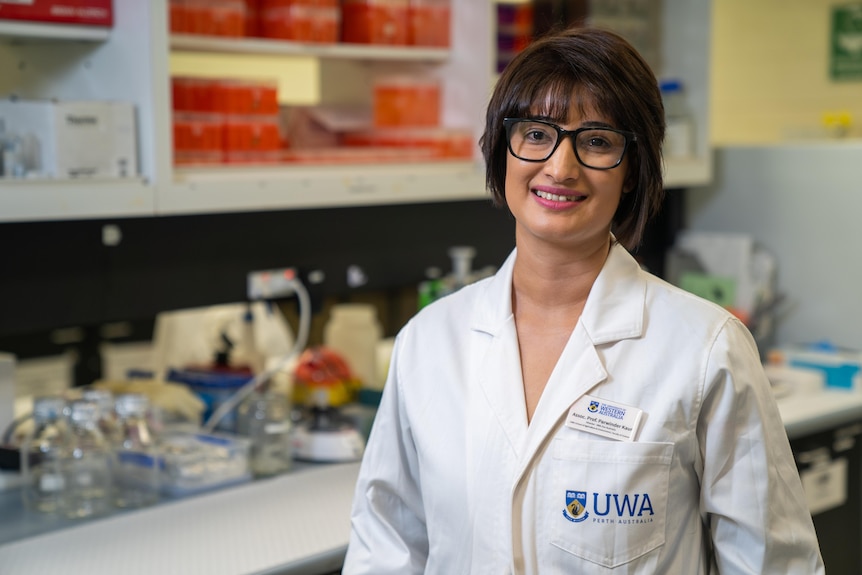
top-left (622, 173), bottom-right (636, 194)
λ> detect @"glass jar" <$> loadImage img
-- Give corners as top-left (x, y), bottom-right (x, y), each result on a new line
top-left (113, 393), bottom-right (160, 508)
top-left (20, 396), bottom-right (71, 513)
top-left (237, 386), bottom-right (292, 477)
top-left (64, 399), bottom-right (113, 518)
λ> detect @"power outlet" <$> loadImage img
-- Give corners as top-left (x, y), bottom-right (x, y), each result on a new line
top-left (247, 267), bottom-right (298, 300)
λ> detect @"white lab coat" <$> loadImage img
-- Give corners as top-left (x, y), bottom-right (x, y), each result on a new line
top-left (343, 244), bottom-right (824, 574)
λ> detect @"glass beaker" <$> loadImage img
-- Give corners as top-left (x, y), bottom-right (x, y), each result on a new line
top-left (113, 393), bottom-right (160, 508)
top-left (64, 399), bottom-right (113, 518)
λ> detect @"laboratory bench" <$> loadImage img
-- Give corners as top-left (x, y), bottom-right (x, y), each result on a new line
top-left (0, 461), bottom-right (360, 575)
top-left (2, 388), bottom-right (862, 575)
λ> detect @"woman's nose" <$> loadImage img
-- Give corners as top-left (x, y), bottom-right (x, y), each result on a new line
top-left (543, 136), bottom-right (581, 181)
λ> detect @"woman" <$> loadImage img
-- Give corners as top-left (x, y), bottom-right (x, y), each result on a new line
top-left (343, 27), bottom-right (824, 574)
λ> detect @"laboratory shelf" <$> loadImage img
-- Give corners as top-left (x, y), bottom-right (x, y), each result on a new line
top-left (170, 34), bottom-right (450, 62)
top-left (0, 21), bottom-right (110, 42)
top-left (161, 161), bottom-right (487, 215)
top-left (0, 178), bottom-right (154, 223)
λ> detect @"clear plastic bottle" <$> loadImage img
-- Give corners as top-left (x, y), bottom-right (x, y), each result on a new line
top-left (113, 393), bottom-right (160, 508)
top-left (64, 399), bottom-right (113, 518)
top-left (20, 396), bottom-right (71, 513)
top-left (237, 384), bottom-right (292, 477)
top-left (323, 303), bottom-right (383, 390)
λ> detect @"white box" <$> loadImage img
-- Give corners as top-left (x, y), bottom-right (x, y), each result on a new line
top-left (0, 99), bottom-right (138, 179)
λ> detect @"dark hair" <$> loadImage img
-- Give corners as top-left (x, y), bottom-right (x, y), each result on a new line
top-left (480, 27), bottom-right (666, 251)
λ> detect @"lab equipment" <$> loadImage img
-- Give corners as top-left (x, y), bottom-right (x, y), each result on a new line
top-left (237, 383), bottom-right (293, 477)
top-left (168, 367), bottom-right (254, 433)
top-left (291, 406), bottom-right (366, 463)
top-left (291, 348), bottom-right (365, 463)
top-left (323, 303), bottom-right (382, 389)
top-left (157, 430), bottom-right (251, 497)
top-left (64, 399), bottom-right (113, 518)
top-left (113, 393), bottom-right (160, 508)
top-left (20, 396), bottom-right (71, 513)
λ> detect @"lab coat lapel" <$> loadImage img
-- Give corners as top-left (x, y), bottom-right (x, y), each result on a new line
top-left (470, 244), bottom-right (648, 469)
top-left (520, 324), bottom-right (607, 461)
top-left (472, 250), bottom-right (529, 458)
top-left (518, 243), bottom-right (647, 471)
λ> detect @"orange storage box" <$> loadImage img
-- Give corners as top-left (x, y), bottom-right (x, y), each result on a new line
top-left (409, 0), bottom-right (450, 47)
top-left (373, 76), bottom-right (441, 128)
top-left (170, 0), bottom-right (247, 37)
top-left (213, 79), bottom-right (280, 116)
top-left (341, 0), bottom-right (409, 45)
top-left (260, 1), bottom-right (340, 43)
top-left (173, 113), bottom-right (224, 166)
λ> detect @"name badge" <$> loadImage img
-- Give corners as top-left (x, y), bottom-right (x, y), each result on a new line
top-left (565, 394), bottom-right (644, 442)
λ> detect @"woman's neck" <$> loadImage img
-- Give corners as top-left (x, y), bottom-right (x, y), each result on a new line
top-left (512, 233), bottom-right (611, 314)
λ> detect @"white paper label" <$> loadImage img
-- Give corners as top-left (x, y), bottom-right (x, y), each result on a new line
top-left (565, 394), bottom-right (644, 442)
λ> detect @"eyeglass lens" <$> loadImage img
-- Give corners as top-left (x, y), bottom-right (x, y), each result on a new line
top-left (508, 120), bottom-right (628, 168)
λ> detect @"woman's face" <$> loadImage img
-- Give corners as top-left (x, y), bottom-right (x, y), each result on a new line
top-left (504, 100), bottom-right (629, 252)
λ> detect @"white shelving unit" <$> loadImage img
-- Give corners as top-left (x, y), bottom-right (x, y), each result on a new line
top-left (0, 0), bottom-right (711, 223)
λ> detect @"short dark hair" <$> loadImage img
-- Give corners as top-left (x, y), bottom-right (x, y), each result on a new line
top-left (480, 27), bottom-right (666, 251)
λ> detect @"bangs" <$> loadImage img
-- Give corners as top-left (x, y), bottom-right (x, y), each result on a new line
top-left (514, 76), bottom-right (606, 124)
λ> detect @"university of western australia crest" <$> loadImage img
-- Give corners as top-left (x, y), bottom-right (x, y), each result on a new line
top-left (563, 490), bottom-right (589, 523)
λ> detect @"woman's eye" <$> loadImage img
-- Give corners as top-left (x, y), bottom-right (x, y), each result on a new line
top-left (585, 136), bottom-right (610, 148)
top-left (525, 130), bottom-right (552, 143)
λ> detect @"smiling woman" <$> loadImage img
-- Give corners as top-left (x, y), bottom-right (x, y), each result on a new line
top-left (342, 27), bottom-right (825, 575)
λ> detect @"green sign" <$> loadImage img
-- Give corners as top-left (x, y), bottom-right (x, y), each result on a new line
top-left (831, 4), bottom-right (862, 81)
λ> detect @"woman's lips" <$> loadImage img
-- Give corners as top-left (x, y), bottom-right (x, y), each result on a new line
top-left (532, 188), bottom-right (586, 203)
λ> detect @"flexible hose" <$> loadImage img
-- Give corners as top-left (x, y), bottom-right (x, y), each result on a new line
top-left (201, 277), bottom-right (311, 433)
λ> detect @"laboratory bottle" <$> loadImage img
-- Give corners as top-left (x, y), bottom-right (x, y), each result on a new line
top-left (659, 78), bottom-right (694, 158)
top-left (82, 388), bottom-right (119, 444)
top-left (237, 384), bottom-right (292, 477)
top-left (323, 303), bottom-right (383, 390)
top-left (113, 393), bottom-right (160, 508)
top-left (20, 396), bottom-right (71, 513)
top-left (64, 399), bottom-right (113, 519)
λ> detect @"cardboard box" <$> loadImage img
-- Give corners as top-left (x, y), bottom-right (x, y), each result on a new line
top-left (0, 0), bottom-right (113, 27)
top-left (0, 99), bottom-right (138, 179)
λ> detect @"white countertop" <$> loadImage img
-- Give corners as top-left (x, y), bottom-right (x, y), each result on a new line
top-left (777, 388), bottom-right (862, 440)
top-left (0, 462), bottom-right (360, 575)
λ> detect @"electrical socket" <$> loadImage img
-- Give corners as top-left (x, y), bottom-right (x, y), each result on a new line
top-left (247, 267), bottom-right (298, 300)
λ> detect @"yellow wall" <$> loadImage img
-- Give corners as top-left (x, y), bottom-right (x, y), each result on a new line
top-left (711, 0), bottom-right (862, 144)
top-left (170, 53), bottom-right (320, 105)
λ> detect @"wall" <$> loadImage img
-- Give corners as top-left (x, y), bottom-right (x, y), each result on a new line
top-left (686, 144), bottom-right (862, 350)
top-left (711, 0), bottom-right (862, 144)
top-left (690, 1), bottom-right (862, 349)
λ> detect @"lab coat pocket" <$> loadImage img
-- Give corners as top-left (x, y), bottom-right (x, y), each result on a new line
top-left (550, 439), bottom-right (674, 568)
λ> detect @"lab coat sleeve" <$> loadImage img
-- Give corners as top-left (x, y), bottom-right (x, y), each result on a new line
top-left (342, 327), bottom-right (429, 575)
top-left (697, 318), bottom-right (824, 575)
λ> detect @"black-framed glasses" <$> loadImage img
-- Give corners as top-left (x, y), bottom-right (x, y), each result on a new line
top-left (503, 117), bottom-right (637, 170)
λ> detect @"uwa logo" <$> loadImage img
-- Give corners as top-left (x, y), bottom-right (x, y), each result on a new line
top-left (563, 490), bottom-right (655, 523)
